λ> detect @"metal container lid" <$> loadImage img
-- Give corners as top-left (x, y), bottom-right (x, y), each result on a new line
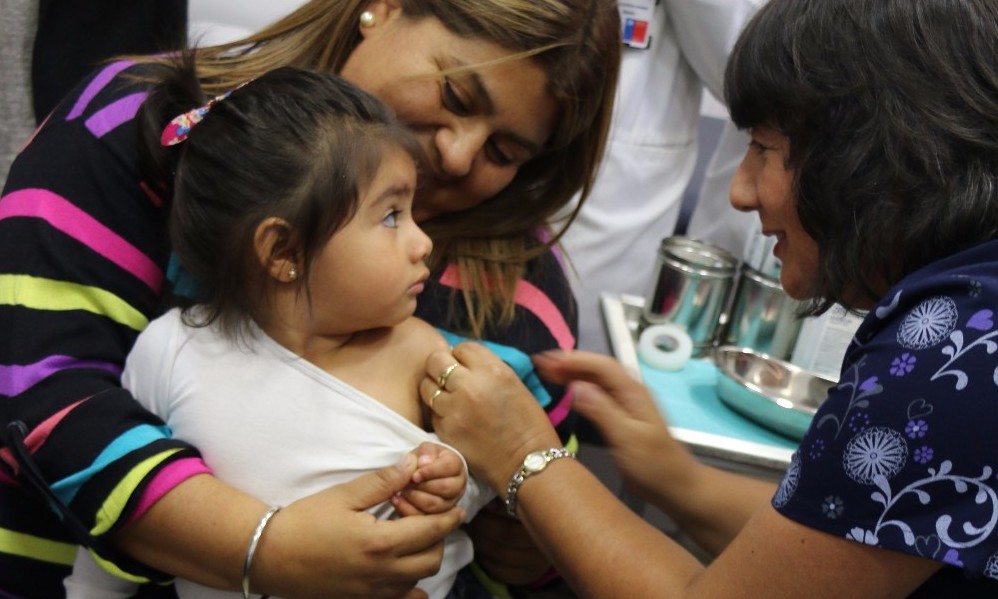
top-left (658, 236), bottom-right (738, 278)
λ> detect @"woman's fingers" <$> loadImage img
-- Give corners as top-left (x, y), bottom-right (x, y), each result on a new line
top-left (421, 342), bottom-right (561, 489)
top-left (421, 342), bottom-right (509, 413)
top-left (533, 350), bottom-right (661, 419)
top-left (532, 350), bottom-right (635, 391)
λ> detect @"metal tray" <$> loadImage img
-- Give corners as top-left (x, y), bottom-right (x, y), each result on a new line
top-left (600, 293), bottom-right (793, 477)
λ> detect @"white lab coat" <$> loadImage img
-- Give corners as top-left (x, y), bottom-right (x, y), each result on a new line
top-left (557, 0), bottom-right (763, 353)
top-left (187, 0), bottom-right (304, 45)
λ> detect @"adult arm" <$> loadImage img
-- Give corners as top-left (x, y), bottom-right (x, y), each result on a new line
top-left (423, 345), bottom-right (943, 598)
top-left (417, 247), bottom-right (579, 585)
top-left (118, 463), bottom-right (462, 599)
top-left (0, 60), bottom-right (202, 593)
top-left (541, 353), bottom-right (775, 555)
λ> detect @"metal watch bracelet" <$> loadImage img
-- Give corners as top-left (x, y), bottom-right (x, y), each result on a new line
top-left (504, 447), bottom-right (575, 518)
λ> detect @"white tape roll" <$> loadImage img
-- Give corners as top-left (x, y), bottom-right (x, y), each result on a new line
top-left (638, 323), bottom-right (694, 372)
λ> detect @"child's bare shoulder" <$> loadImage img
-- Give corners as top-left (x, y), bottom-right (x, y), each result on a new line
top-left (393, 317), bottom-right (450, 354)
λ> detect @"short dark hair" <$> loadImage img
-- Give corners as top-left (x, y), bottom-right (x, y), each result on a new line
top-left (139, 59), bottom-right (425, 335)
top-left (725, 0), bottom-right (998, 312)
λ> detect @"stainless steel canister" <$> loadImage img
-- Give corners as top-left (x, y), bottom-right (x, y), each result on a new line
top-left (642, 236), bottom-right (738, 354)
top-left (721, 264), bottom-right (803, 360)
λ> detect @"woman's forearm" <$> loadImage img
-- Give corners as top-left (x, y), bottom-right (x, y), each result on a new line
top-left (644, 457), bottom-right (777, 556)
top-left (116, 460), bottom-right (461, 599)
top-left (115, 474), bottom-right (261, 589)
top-left (515, 458), bottom-right (705, 599)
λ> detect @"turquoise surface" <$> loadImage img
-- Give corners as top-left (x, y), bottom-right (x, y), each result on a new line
top-left (639, 357), bottom-right (799, 450)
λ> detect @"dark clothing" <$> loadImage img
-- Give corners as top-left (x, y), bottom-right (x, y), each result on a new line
top-left (32, 1), bottom-right (187, 123)
top-left (775, 239), bottom-right (998, 596)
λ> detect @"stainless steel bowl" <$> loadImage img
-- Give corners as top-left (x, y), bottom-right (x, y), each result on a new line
top-left (713, 345), bottom-right (836, 440)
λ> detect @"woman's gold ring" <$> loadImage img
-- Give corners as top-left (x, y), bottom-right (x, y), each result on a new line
top-left (429, 387), bottom-right (444, 410)
top-left (436, 363), bottom-right (459, 389)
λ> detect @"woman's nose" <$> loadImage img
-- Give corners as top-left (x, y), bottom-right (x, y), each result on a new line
top-left (728, 151), bottom-right (758, 213)
top-left (435, 123), bottom-right (488, 178)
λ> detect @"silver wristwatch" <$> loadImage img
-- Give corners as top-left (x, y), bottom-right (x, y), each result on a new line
top-left (504, 447), bottom-right (575, 518)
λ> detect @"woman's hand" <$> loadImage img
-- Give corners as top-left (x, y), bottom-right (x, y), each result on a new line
top-left (532, 350), bottom-right (697, 505)
top-left (257, 454), bottom-right (465, 598)
top-left (392, 442), bottom-right (467, 516)
top-left (118, 457), bottom-right (464, 599)
top-left (422, 342), bottom-right (561, 493)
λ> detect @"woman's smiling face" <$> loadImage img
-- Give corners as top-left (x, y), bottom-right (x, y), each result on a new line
top-left (729, 126), bottom-right (820, 300)
top-left (339, 3), bottom-right (559, 222)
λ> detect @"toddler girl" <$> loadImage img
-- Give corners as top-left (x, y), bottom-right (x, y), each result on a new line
top-left (66, 59), bottom-right (489, 599)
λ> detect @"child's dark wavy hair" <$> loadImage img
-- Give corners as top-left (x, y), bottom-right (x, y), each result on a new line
top-left (725, 0), bottom-right (998, 313)
top-left (137, 55), bottom-right (426, 336)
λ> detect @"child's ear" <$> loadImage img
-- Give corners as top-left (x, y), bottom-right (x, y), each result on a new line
top-left (253, 217), bottom-right (300, 283)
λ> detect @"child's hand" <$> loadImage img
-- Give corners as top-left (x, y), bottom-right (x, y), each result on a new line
top-left (391, 442), bottom-right (466, 516)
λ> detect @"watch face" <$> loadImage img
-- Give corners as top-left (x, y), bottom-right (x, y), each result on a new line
top-left (524, 452), bottom-right (548, 473)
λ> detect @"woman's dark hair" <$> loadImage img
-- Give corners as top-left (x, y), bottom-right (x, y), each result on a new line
top-left (137, 56), bottom-right (425, 336)
top-left (725, 0), bottom-right (998, 313)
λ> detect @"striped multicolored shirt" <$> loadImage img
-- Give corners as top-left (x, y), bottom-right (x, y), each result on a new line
top-left (0, 61), bottom-right (579, 597)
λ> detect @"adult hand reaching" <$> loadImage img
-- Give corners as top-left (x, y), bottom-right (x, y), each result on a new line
top-left (531, 350), bottom-right (698, 505)
top-left (425, 344), bottom-right (696, 506)
top-left (534, 350), bottom-right (776, 556)
top-left (118, 455), bottom-right (463, 599)
top-left (422, 342), bottom-right (562, 493)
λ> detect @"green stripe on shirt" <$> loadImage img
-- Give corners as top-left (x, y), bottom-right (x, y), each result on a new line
top-left (0, 275), bottom-right (148, 331)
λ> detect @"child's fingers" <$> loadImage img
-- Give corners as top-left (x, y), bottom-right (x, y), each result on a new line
top-left (412, 475), bottom-right (464, 501)
top-left (390, 492), bottom-right (424, 517)
top-left (412, 455), bottom-right (464, 485)
top-left (412, 441), bottom-right (443, 464)
top-left (402, 488), bottom-right (452, 514)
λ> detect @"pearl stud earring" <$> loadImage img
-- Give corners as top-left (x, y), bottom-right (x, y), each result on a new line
top-left (359, 10), bottom-right (376, 27)
top-left (287, 266), bottom-right (298, 281)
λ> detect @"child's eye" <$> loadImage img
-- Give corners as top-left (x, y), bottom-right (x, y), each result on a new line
top-left (382, 209), bottom-right (401, 228)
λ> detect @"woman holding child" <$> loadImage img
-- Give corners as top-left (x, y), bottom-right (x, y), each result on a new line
top-left (0, 0), bottom-right (620, 596)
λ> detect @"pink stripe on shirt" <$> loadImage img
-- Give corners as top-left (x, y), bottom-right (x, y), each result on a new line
top-left (438, 265), bottom-right (575, 350)
top-left (126, 459), bottom-right (213, 525)
top-left (512, 279), bottom-right (575, 350)
top-left (0, 189), bottom-right (163, 293)
top-left (0, 400), bottom-right (85, 474)
top-left (546, 387), bottom-right (575, 427)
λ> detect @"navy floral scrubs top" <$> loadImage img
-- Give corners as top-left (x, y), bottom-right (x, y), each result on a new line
top-left (775, 240), bottom-right (998, 596)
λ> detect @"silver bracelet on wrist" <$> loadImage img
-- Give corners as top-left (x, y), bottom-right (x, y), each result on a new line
top-left (504, 447), bottom-right (575, 518)
top-left (242, 505), bottom-right (282, 599)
